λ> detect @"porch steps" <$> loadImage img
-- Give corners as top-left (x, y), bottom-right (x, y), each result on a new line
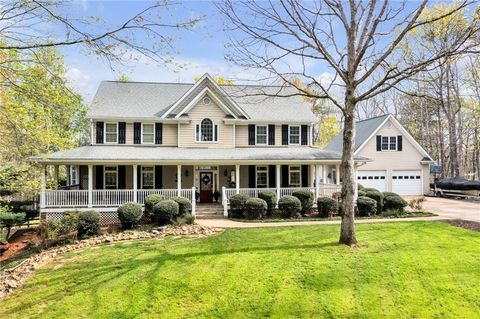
top-left (195, 203), bottom-right (224, 219)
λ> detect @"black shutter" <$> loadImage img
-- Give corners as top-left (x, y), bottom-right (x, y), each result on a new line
top-left (134, 122), bottom-right (141, 144)
top-left (96, 121), bottom-right (104, 144)
top-left (118, 165), bottom-right (126, 189)
top-left (248, 165), bottom-right (256, 188)
top-left (155, 123), bottom-right (163, 144)
top-left (118, 122), bottom-right (126, 144)
top-left (248, 124), bottom-right (256, 145)
top-left (268, 165), bottom-right (276, 187)
top-left (95, 165), bottom-right (103, 189)
top-left (301, 165), bottom-right (309, 187)
top-left (397, 136), bottom-right (402, 151)
top-left (282, 125), bottom-right (289, 145)
top-left (268, 125), bottom-right (275, 145)
top-left (281, 165), bottom-right (289, 187)
top-left (376, 135), bottom-right (382, 151)
top-left (137, 165), bottom-right (141, 189)
top-left (301, 125), bottom-right (308, 145)
top-left (155, 166), bottom-right (163, 189)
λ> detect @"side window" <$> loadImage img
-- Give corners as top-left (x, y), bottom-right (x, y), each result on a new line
top-left (289, 125), bottom-right (300, 144)
top-left (141, 166), bottom-right (154, 189)
top-left (70, 166), bottom-right (78, 185)
top-left (105, 123), bottom-right (118, 143)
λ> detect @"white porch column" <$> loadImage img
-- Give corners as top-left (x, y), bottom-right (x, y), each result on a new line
top-left (322, 165), bottom-right (327, 184)
top-left (276, 164), bottom-right (281, 204)
top-left (235, 164), bottom-right (240, 194)
top-left (133, 165), bottom-right (138, 202)
top-left (310, 164), bottom-right (315, 188)
top-left (88, 165), bottom-right (93, 208)
top-left (335, 164), bottom-right (340, 185)
top-left (177, 164), bottom-right (182, 196)
top-left (315, 164), bottom-right (321, 199)
top-left (39, 164), bottom-right (46, 209)
top-left (90, 119), bottom-right (95, 145)
top-left (191, 186), bottom-right (196, 216)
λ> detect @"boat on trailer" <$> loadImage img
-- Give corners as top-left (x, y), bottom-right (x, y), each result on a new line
top-left (432, 177), bottom-right (480, 199)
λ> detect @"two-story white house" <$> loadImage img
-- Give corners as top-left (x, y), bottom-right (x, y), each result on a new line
top-left (33, 74), bottom-right (370, 221)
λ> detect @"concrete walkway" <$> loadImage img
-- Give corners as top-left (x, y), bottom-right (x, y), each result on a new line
top-left (196, 196), bottom-right (479, 228)
top-left (196, 216), bottom-right (446, 228)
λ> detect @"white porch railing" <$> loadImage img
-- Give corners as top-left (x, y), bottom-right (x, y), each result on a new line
top-left (44, 188), bottom-right (197, 216)
top-left (45, 190), bottom-right (89, 207)
top-left (279, 187), bottom-right (316, 197)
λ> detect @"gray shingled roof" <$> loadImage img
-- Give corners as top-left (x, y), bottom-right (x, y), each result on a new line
top-left (31, 146), bottom-right (370, 164)
top-left (325, 114), bottom-right (390, 153)
top-left (88, 81), bottom-right (316, 122)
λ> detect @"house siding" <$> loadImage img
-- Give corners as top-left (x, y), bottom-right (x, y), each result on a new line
top-left (235, 124), bottom-right (309, 147)
top-left (357, 119), bottom-right (430, 194)
top-left (178, 97), bottom-right (234, 148)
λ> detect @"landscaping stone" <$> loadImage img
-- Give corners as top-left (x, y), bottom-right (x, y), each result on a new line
top-left (0, 224), bottom-right (221, 299)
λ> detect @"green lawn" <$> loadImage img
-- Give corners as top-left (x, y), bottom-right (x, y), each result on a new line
top-left (1, 222), bottom-right (479, 319)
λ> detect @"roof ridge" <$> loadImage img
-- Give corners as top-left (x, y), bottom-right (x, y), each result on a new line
top-left (101, 80), bottom-right (295, 89)
top-left (356, 113), bottom-right (390, 123)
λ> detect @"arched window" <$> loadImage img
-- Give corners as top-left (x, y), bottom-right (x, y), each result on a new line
top-left (195, 118), bottom-right (218, 142)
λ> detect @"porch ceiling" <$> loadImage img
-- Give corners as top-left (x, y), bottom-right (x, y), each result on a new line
top-left (30, 146), bottom-right (371, 165)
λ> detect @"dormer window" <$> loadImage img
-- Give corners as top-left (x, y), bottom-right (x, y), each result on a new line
top-left (105, 123), bottom-right (118, 143)
top-left (195, 118), bottom-right (218, 142)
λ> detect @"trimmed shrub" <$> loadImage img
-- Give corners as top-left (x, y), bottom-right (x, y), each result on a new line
top-left (357, 196), bottom-right (377, 216)
top-left (365, 189), bottom-right (384, 213)
top-left (258, 190), bottom-right (276, 215)
top-left (317, 197), bottom-right (338, 218)
top-left (117, 202), bottom-right (143, 229)
top-left (171, 196), bottom-right (192, 217)
top-left (0, 207), bottom-right (25, 241)
top-left (278, 195), bottom-right (302, 218)
top-left (358, 190), bottom-right (367, 197)
top-left (244, 198), bottom-right (267, 219)
top-left (384, 195), bottom-right (408, 212)
top-left (144, 194), bottom-right (165, 221)
top-left (383, 192), bottom-right (399, 198)
top-left (174, 213), bottom-right (196, 225)
top-left (357, 183), bottom-right (364, 191)
top-left (77, 211), bottom-right (100, 239)
top-left (153, 200), bottom-right (179, 225)
top-left (292, 189), bottom-right (314, 214)
top-left (229, 193), bottom-right (250, 218)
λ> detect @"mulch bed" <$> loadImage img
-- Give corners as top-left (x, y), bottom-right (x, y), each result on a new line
top-left (443, 219), bottom-right (480, 232)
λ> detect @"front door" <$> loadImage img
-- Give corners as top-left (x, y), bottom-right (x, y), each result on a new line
top-left (199, 172), bottom-right (213, 202)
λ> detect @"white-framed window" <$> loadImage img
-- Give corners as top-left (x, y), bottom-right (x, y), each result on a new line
top-left (256, 125), bottom-right (268, 145)
top-left (105, 122), bottom-right (118, 143)
top-left (289, 125), bottom-right (300, 144)
top-left (142, 123), bottom-right (154, 144)
top-left (70, 166), bottom-right (78, 185)
top-left (381, 136), bottom-right (397, 151)
top-left (142, 166), bottom-right (154, 189)
top-left (195, 118), bottom-right (218, 142)
top-left (289, 166), bottom-right (301, 187)
top-left (256, 166), bottom-right (268, 188)
top-left (104, 166), bottom-right (118, 189)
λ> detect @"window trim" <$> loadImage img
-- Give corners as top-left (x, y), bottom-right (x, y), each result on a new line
top-left (255, 166), bottom-right (269, 188)
top-left (141, 166), bottom-right (155, 189)
top-left (195, 118), bottom-right (219, 143)
top-left (70, 165), bottom-right (78, 185)
top-left (104, 166), bottom-right (118, 189)
top-left (288, 125), bottom-right (301, 145)
top-left (255, 125), bottom-right (268, 145)
top-left (104, 122), bottom-right (118, 144)
top-left (141, 123), bottom-right (155, 144)
top-left (288, 165), bottom-right (301, 187)
top-left (381, 135), bottom-right (398, 151)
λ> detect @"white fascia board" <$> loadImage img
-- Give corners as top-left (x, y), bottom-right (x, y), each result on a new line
top-left (389, 116), bottom-right (432, 159)
top-left (86, 116), bottom-right (190, 123)
top-left (224, 119), bottom-right (315, 125)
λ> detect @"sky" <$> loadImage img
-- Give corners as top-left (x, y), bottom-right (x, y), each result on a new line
top-left (62, 1), bottom-right (242, 103)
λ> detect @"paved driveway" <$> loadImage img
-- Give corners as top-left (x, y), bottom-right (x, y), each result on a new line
top-left (422, 197), bottom-right (480, 222)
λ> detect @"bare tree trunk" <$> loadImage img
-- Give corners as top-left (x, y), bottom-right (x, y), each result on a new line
top-left (339, 92), bottom-right (357, 246)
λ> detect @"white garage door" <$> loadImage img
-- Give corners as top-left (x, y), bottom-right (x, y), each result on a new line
top-left (392, 170), bottom-right (422, 195)
top-left (357, 171), bottom-right (386, 192)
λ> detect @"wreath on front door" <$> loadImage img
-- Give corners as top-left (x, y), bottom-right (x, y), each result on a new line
top-left (201, 174), bottom-right (211, 185)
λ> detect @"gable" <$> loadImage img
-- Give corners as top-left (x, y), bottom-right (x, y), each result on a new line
top-left (162, 74), bottom-right (248, 119)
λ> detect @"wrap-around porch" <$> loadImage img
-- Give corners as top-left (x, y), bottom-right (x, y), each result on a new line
top-left (40, 163), bottom-right (344, 216)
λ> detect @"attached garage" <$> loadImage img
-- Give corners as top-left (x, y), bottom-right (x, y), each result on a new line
top-left (392, 170), bottom-right (422, 195)
top-left (357, 171), bottom-right (386, 192)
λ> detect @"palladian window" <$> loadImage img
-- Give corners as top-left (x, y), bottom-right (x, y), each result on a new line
top-left (195, 118), bottom-right (218, 142)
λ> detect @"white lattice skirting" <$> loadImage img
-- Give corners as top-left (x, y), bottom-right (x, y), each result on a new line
top-left (43, 211), bottom-right (120, 225)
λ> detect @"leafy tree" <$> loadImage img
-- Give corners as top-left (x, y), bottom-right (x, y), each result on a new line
top-left (194, 76), bottom-right (235, 85)
top-left (0, 48), bottom-right (88, 194)
top-left (0, 206), bottom-right (25, 242)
